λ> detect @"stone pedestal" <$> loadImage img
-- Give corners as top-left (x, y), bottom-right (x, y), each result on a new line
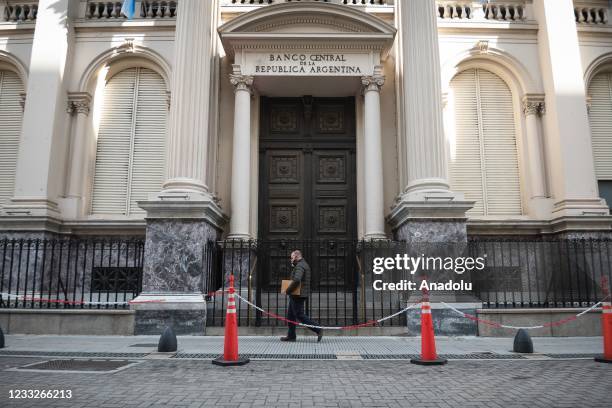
top-left (131, 294), bottom-right (208, 336)
top-left (406, 303), bottom-right (480, 337)
top-left (132, 199), bottom-right (226, 335)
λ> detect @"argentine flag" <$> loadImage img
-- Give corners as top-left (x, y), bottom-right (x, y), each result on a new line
top-left (121, 0), bottom-right (136, 20)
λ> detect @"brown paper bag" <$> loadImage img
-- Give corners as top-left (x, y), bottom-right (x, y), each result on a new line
top-left (281, 279), bottom-right (301, 296)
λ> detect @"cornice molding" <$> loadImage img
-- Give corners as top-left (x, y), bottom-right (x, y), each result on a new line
top-left (218, 3), bottom-right (396, 58)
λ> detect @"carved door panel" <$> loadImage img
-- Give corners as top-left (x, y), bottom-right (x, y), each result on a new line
top-left (259, 97), bottom-right (356, 288)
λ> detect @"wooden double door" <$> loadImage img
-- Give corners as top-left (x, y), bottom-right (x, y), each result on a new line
top-left (258, 97), bottom-right (357, 288)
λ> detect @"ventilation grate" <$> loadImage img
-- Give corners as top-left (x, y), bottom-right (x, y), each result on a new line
top-left (18, 359), bottom-right (134, 372)
top-left (361, 354), bottom-right (525, 360)
top-left (0, 351), bottom-right (148, 358)
top-left (544, 353), bottom-right (598, 359)
top-left (173, 353), bottom-right (338, 360)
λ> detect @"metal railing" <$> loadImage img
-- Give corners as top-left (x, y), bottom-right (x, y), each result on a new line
top-left (0, 238), bottom-right (144, 309)
top-left (470, 238), bottom-right (612, 309)
top-left (204, 239), bottom-right (410, 327)
top-left (3, 237), bottom-right (610, 317)
top-left (204, 238), bottom-right (612, 327)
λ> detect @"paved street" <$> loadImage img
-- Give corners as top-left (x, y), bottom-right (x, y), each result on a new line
top-left (0, 357), bottom-right (611, 407)
top-left (0, 335), bottom-right (610, 407)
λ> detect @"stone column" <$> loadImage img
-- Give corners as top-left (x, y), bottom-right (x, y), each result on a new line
top-left (521, 95), bottom-right (547, 200)
top-left (390, 1), bottom-right (479, 331)
top-left (162, 0), bottom-right (215, 197)
top-left (533, 0), bottom-right (608, 220)
top-left (388, 0), bottom-right (473, 240)
top-left (3, 0), bottom-right (72, 223)
top-left (64, 92), bottom-right (92, 217)
top-left (361, 68), bottom-right (386, 240)
top-left (228, 65), bottom-right (254, 240)
top-left (134, 0), bottom-right (226, 335)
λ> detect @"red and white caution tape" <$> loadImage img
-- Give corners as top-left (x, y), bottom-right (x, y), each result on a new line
top-left (441, 299), bottom-right (608, 331)
top-left (233, 293), bottom-right (421, 330)
top-left (0, 293), bottom-right (129, 307)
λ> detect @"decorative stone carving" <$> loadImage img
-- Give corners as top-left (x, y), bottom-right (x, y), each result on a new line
top-left (19, 92), bottom-right (26, 112)
top-left (115, 38), bottom-right (135, 55)
top-left (361, 72), bottom-right (385, 92)
top-left (586, 96), bottom-right (592, 114)
top-left (476, 40), bottom-right (489, 54)
top-left (66, 92), bottom-right (92, 116)
top-left (441, 92), bottom-right (449, 109)
top-left (229, 65), bottom-right (254, 93)
top-left (522, 95), bottom-right (546, 117)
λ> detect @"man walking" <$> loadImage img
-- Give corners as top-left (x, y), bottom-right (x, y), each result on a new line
top-left (281, 250), bottom-right (323, 342)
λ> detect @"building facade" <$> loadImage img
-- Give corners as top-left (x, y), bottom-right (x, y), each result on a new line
top-left (1, 0), bottom-right (612, 333)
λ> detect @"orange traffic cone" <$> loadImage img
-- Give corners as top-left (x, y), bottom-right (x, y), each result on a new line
top-left (212, 274), bottom-right (250, 366)
top-left (595, 301), bottom-right (612, 364)
top-left (411, 291), bottom-right (447, 366)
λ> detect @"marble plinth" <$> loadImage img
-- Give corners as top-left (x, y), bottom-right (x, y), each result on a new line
top-left (132, 207), bottom-right (223, 335)
top-left (130, 293), bottom-right (207, 335)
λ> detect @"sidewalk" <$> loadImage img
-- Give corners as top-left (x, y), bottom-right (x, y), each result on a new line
top-left (0, 334), bottom-right (604, 359)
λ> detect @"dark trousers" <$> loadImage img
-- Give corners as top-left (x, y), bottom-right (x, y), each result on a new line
top-left (287, 296), bottom-right (320, 339)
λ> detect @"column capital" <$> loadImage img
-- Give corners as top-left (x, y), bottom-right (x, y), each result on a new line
top-left (361, 66), bottom-right (385, 92)
top-left (66, 92), bottom-right (92, 116)
top-left (230, 65), bottom-right (254, 93)
top-left (521, 94), bottom-right (546, 117)
top-left (441, 92), bottom-right (449, 109)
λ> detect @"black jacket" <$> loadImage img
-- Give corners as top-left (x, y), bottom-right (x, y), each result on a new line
top-left (287, 258), bottom-right (311, 298)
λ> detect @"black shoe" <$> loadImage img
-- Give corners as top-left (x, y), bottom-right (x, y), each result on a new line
top-left (280, 336), bottom-right (296, 342)
top-left (317, 331), bottom-right (323, 343)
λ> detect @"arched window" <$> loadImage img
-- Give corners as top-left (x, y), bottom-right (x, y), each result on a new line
top-left (448, 68), bottom-right (522, 216)
top-left (588, 70), bottom-right (612, 207)
top-left (0, 69), bottom-right (24, 209)
top-left (91, 67), bottom-right (167, 216)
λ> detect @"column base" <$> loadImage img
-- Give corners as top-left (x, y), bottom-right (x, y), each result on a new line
top-left (363, 233), bottom-right (388, 240)
top-left (388, 192), bottom-right (474, 228)
top-left (2, 198), bottom-right (62, 219)
top-left (56, 196), bottom-right (82, 219)
top-left (136, 196), bottom-right (226, 335)
top-left (130, 293), bottom-right (206, 335)
top-left (551, 198), bottom-right (609, 218)
top-left (226, 234), bottom-right (252, 241)
top-left (528, 197), bottom-right (554, 220)
top-left (406, 302), bottom-right (481, 336)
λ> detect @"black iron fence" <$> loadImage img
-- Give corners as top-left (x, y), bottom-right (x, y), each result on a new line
top-left (204, 238), bottom-right (612, 327)
top-left (470, 238), bottom-right (612, 309)
top-left (0, 239), bottom-right (145, 309)
top-left (2, 237), bottom-right (611, 317)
